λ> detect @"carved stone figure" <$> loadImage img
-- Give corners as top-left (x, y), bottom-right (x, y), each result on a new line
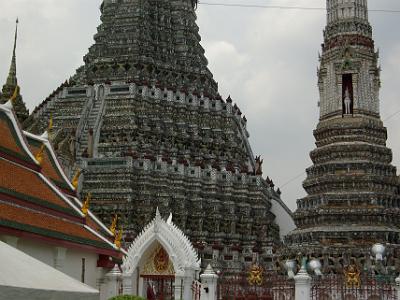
top-left (343, 87), bottom-right (352, 115)
top-left (255, 156), bottom-right (263, 175)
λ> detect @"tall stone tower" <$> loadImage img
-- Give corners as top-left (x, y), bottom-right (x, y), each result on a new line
top-left (285, 0), bottom-right (400, 272)
top-left (0, 19), bottom-right (29, 123)
top-left (25, 0), bottom-right (291, 271)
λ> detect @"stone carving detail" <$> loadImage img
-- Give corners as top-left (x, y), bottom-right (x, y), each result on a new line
top-left (255, 156), bottom-right (263, 175)
top-left (318, 0), bottom-right (379, 119)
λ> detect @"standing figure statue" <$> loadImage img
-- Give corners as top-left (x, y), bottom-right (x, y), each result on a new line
top-left (344, 87), bottom-right (352, 115)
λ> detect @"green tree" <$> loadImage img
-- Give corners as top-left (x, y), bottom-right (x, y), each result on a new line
top-left (108, 296), bottom-right (146, 300)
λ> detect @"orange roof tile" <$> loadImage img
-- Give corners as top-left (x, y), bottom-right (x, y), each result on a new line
top-left (0, 203), bottom-right (112, 249)
top-left (0, 159), bottom-right (75, 214)
top-left (0, 112), bottom-right (32, 163)
top-left (0, 105), bottom-right (121, 256)
top-left (27, 140), bottom-right (69, 189)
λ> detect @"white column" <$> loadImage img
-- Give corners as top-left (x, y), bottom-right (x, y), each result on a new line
top-left (122, 273), bottom-right (134, 296)
top-left (200, 265), bottom-right (218, 300)
top-left (183, 270), bottom-right (195, 300)
top-left (104, 265), bottom-right (122, 300)
top-left (395, 276), bottom-right (400, 300)
top-left (174, 274), bottom-right (185, 300)
top-left (294, 263), bottom-right (312, 300)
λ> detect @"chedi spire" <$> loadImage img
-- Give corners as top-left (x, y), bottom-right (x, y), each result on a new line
top-left (1, 18), bottom-right (29, 123)
top-left (284, 0), bottom-right (400, 273)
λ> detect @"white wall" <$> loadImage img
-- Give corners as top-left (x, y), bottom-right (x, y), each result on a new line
top-left (270, 197), bottom-right (296, 240)
top-left (65, 247), bottom-right (100, 288)
top-left (0, 235), bottom-right (105, 290)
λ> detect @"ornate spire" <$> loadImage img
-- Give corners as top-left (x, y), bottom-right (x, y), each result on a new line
top-left (6, 18), bottom-right (19, 87)
top-left (1, 18), bottom-right (29, 123)
top-left (80, 0), bottom-right (217, 94)
top-left (318, 0), bottom-right (377, 119)
top-left (285, 0), bottom-right (400, 273)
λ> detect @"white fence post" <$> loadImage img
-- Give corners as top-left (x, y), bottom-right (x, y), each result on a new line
top-left (103, 265), bottom-right (122, 300)
top-left (200, 265), bottom-right (219, 300)
top-left (395, 276), bottom-right (400, 300)
top-left (294, 262), bottom-right (312, 300)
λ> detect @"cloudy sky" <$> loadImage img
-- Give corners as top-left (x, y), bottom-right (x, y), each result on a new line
top-left (0, 0), bottom-right (399, 211)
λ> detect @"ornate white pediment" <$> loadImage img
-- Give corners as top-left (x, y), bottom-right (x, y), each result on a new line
top-left (122, 208), bottom-right (200, 276)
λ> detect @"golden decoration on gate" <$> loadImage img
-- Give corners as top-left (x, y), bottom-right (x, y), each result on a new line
top-left (248, 264), bottom-right (264, 286)
top-left (344, 264), bottom-right (361, 288)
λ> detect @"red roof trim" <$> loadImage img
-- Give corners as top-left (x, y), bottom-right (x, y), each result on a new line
top-left (0, 226), bottom-right (122, 258)
top-left (0, 150), bottom-right (40, 172)
top-left (0, 193), bottom-right (83, 224)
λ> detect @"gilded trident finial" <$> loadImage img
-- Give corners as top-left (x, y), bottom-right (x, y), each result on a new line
top-left (114, 226), bottom-right (123, 249)
top-left (109, 214), bottom-right (118, 236)
top-left (81, 192), bottom-right (91, 216)
top-left (35, 144), bottom-right (46, 165)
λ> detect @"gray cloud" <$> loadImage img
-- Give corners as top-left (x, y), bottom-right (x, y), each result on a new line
top-left (1, 0), bottom-right (399, 211)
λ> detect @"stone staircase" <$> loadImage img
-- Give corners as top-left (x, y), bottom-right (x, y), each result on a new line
top-left (77, 95), bottom-right (104, 158)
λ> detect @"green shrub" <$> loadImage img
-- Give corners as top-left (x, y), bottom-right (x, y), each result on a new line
top-left (108, 296), bottom-right (146, 300)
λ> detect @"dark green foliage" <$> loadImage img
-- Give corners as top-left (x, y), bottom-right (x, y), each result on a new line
top-left (108, 296), bottom-right (146, 300)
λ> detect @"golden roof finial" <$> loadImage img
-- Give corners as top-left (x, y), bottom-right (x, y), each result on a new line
top-left (35, 144), bottom-right (46, 165)
top-left (81, 192), bottom-right (91, 216)
top-left (48, 114), bottom-right (53, 132)
top-left (10, 86), bottom-right (19, 103)
top-left (109, 214), bottom-right (118, 236)
top-left (71, 169), bottom-right (82, 190)
top-left (114, 226), bottom-right (123, 249)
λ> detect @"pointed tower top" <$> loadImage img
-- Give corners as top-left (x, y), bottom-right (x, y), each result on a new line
top-left (1, 18), bottom-right (29, 123)
top-left (6, 18), bottom-right (19, 87)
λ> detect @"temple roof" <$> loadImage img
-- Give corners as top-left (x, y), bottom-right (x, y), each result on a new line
top-left (0, 100), bottom-right (123, 257)
top-left (0, 108), bottom-right (38, 167)
top-left (24, 131), bottom-right (76, 195)
top-left (0, 202), bottom-right (112, 251)
top-left (0, 158), bottom-right (77, 216)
